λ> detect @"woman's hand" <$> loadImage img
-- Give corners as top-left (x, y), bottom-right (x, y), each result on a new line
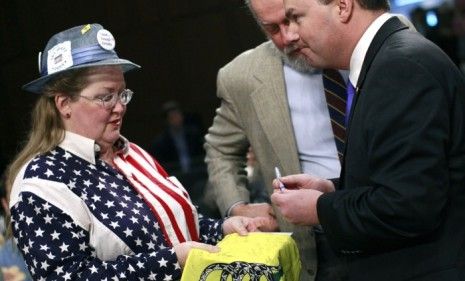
top-left (230, 203), bottom-right (279, 232)
top-left (222, 216), bottom-right (271, 236)
top-left (174, 241), bottom-right (219, 268)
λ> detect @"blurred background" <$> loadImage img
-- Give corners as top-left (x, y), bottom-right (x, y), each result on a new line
top-left (0, 0), bottom-right (463, 172)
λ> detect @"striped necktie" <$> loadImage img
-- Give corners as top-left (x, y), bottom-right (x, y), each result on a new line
top-left (322, 69), bottom-right (347, 160)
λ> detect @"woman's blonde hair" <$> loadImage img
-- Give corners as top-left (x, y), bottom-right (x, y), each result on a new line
top-left (4, 68), bottom-right (92, 235)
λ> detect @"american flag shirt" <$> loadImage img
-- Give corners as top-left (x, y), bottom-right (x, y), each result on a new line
top-left (9, 131), bottom-right (224, 281)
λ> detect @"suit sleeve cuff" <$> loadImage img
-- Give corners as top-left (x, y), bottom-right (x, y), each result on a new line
top-left (316, 191), bottom-right (339, 249)
top-left (225, 201), bottom-right (248, 217)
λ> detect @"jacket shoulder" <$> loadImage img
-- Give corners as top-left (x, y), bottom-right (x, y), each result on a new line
top-left (219, 41), bottom-right (280, 76)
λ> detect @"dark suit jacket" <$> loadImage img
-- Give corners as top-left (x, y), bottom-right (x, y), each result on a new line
top-left (317, 17), bottom-right (465, 280)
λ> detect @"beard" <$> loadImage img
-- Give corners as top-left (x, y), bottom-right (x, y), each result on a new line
top-left (271, 43), bottom-right (319, 74)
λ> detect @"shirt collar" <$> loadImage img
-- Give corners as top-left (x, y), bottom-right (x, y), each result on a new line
top-left (349, 13), bottom-right (392, 86)
top-left (59, 131), bottom-right (129, 164)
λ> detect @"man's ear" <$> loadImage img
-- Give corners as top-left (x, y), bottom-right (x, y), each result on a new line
top-left (338, 0), bottom-right (353, 23)
top-left (55, 94), bottom-right (72, 118)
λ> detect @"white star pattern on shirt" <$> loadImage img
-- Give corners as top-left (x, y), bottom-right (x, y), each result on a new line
top-left (115, 211), bottom-right (125, 219)
top-left (35, 227), bottom-right (44, 237)
top-left (40, 260), bottom-right (50, 270)
top-left (158, 257), bottom-right (168, 268)
top-left (50, 230), bottom-right (60, 240)
top-left (110, 221), bottom-right (120, 229)
top-left (63, 272), bottom-right (72, 280)
top-left (105, 200), bottom-right (115, 208)
top-left (25, 216), bottom-right (33, 226)
top-left (123, 228), bottom-right (133, 237)
top-left (55, 266), bottom-right (64, 274)
top-left (44, 169), bottom-right (54, 177)
top-left (43, 214), bottom-right (53, 224)
top-left (42, 202), bottom-right (51, 211)
top-left (59, 242), bottom-right (69, 252)
top-left (90, 265), bottom-right (98, 274)
top-left (11, 146), bottom-right (224, 280)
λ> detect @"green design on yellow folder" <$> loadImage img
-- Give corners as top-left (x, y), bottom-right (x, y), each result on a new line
top-left (181, 232), bottom-right (301, 281)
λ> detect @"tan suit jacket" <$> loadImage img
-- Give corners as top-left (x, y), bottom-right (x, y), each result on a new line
top-left (205, 41), bottom-right (317, 280)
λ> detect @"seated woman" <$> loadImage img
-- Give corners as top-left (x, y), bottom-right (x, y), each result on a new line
top-left (5, 24), bottom-right (268, 280)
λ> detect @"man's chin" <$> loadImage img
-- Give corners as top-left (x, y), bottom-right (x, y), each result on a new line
top-left (270, 43), bottom-right (317, 72)
top-left (283, 54), bottom-right (317, 73)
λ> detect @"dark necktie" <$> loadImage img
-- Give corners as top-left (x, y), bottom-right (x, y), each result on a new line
top-left (322, 69), bottom-right (347, 160)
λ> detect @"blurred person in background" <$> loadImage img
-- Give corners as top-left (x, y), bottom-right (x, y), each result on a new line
top-left (149, 101), bottom-right (208, 210)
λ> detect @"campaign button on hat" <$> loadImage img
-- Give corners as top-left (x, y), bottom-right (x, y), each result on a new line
top-left (97, 29), bottom-right (115, 51)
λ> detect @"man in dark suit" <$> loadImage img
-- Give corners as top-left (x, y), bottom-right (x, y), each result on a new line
top-left (270, 0), bottom-right (465, 280)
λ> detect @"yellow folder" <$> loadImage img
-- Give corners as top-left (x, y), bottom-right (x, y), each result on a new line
top-left (181, 232), bottom-right (301, 281)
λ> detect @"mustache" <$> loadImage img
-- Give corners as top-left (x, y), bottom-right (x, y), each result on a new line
top-left (284, 44), bottom-right (299, 55)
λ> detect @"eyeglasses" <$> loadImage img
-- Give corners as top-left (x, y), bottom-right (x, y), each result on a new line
top-left (78, 89), bottom-right (134, 109)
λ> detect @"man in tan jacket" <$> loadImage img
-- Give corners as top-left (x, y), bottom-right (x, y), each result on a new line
top-left (204, 0), bottom-right (344, 279)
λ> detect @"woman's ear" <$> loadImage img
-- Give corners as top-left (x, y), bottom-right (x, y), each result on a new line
top-left (55, 94), bottom-right (72, 119)
top-left (338, 0), bottom-right (353, 23)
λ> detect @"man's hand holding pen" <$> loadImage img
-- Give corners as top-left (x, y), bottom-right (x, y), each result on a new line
top-left (270, 173), bottom-right (336, 226)
top-left (272, 173), bottom-right (336, 193)
top-left (274, 167), bottom-right (286, 193)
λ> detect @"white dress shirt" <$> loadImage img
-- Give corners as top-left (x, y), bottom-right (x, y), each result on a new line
top-left (349, 13), bottom-right (393, 85)
top-left (284, 64), bottom-right (344, 179)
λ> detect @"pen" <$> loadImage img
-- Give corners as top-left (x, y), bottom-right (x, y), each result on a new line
top-left (274, 166), bottom-right (286, 192)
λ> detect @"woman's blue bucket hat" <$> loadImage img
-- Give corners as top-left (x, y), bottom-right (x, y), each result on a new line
top-left (23, 23), bottom-right (140, 94)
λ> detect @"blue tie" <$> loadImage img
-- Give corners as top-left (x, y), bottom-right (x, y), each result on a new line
top-left (345, 80), bottom-right (356, 127)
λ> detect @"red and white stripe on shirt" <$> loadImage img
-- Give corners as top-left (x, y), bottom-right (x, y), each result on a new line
top-left (113, 142), bottom-right (199, 246)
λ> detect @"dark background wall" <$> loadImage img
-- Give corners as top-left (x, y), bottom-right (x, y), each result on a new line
top-left (0, 0), bottom-right (265, 165)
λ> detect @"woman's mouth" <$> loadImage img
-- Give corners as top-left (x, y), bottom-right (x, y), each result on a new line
top-left (109, 119), bottom-right (121, 126)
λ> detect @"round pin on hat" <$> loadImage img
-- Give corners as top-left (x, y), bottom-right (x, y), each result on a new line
top-left (96, 29), bottom-right (115, 50)
top-left (22, 23), bottom-right (140, 94)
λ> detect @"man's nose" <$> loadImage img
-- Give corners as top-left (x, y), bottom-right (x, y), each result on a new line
top-left (281, 23), bottom-right (299, 44)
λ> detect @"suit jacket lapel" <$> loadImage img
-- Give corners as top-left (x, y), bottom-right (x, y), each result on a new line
top-left (249, 46), bottom-right (301, 174)
top-left (357, 17), bottom-right (408, 89)
top-left (346, 17), bottom-right (408, 135)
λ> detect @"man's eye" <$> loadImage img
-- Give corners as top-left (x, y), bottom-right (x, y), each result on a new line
top-left (264, 25), bottom-right (280, 35)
